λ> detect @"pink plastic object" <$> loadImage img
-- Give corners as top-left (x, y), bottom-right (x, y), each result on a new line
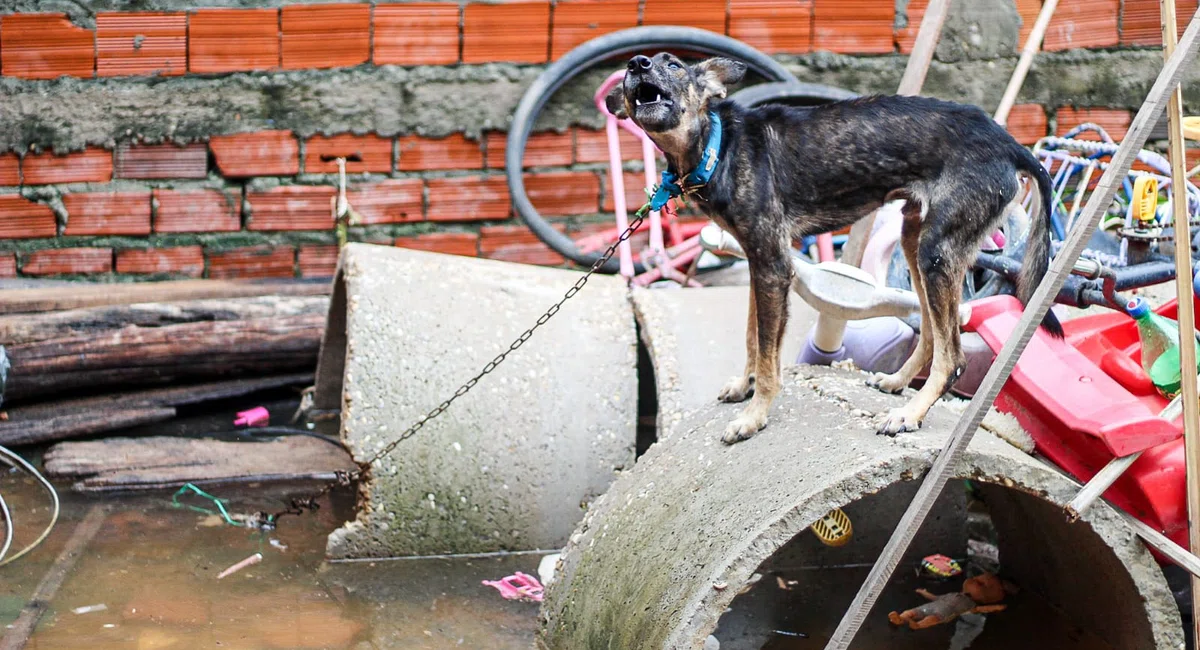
top-left (482, 572), bottom-right (544, 602)
top-left (234, 407), bottom-right (270, 428)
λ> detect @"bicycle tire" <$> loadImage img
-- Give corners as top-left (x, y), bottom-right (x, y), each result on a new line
top-left (506, 27), bottom-right (801, 273)
top-left (728, 80), bottom-right (859, 107)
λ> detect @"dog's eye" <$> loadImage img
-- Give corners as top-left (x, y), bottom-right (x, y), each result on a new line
top-left (667, 61), bottom-right (682, 70)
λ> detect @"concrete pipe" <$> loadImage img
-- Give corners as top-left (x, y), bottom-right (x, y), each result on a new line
top-left (539, 366), bottom-right (1184, 650)
top-left (314, 244), bottom-right (638, 558)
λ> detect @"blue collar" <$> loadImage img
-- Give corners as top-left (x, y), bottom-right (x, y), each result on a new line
top-left (648, 111), bottom-right (723, 212)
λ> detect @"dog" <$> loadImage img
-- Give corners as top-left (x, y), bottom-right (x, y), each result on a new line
top-left (605, 53), bottom-right (1061, 442)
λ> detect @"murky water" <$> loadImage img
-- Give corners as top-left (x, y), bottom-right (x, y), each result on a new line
top-left (0, 473), bottom-right (541, 650)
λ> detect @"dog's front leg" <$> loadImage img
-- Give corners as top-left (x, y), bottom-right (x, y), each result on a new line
top-left (723, 262), bottom-right (790, 443)
top-left (718, 275), bottom-right (757, 403)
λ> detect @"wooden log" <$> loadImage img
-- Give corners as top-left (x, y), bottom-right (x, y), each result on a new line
top-left (0, 373), bottom-right (313, 446)
top-left (4, 315), bottom-right (323, 403)
top-left (0, 295), bottom-right (329, 345)
top-left (0, 279), bottom-right (330, 315)
top-left (44, 435), bottom-right (356, 492)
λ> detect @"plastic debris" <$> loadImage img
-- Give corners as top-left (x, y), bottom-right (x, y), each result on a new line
top-left (919, 554), bottom-right (962, 579)
top-left (234, 407), bottom-right (270, 427)
top-left (269, 538), bottom-right (288, 552)
top-left (172, 483), bottom-right (239, 527)
top-left (72, 604), bottom-right (107, 615)
top-left (537, 552), bottom-right (561, 587)
top-left (217, 553), bottom-right (262, 580)
top-left (482, 572), bottom-right (544, 602)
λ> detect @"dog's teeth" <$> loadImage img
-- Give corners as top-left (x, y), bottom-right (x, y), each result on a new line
top-left (655, 94), bottom-right (661, 103)
top-left (635, 99), bottom-right (642, 106)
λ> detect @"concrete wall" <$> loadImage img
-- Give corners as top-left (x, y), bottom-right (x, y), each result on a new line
top-left (0, 0), bottom-right (1197, 281)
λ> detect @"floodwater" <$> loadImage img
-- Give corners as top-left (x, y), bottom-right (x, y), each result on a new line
top-left (0, 473), bottom-right (542, 650)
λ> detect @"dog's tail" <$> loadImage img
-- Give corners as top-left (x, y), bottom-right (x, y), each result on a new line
top-left (1013, 148), bottom-right (1064, 338)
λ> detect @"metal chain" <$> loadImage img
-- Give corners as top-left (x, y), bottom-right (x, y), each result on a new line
top-left (258, 208), bottom-right (651, 528)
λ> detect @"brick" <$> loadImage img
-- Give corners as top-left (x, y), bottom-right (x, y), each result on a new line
top-left (812, 0), bottom-right (894, 54)
top-left (394, 232), bottom-right (479, 257)
top-left (551, 0), bottom-right (639, 60)
top-left (1043, 0), bottom-right (1118, 51)
top-left (0, 195), bottom-right (57, 239)
top-left (209, 131), bottom-right (300, 177)
top-left (0, 154), bottom-right (19, 186)
top-left (22, 148), bottom-right (113, 185)
top-left (1055, 107), bottom-right (1132, 141)
top-left (246, 185), bottom-right (336, 231)
top-left (479, 224), bottom-right (564, 265)
top-left (114, 143), bottom-right (208, 180)
top-left (1015, 0), bottom-right (1041, 50)
top-left (1121, 0), bottom-right (1198, 46)
top-left (0, 254), bottom-right (15, 278)
top-left (462, 2), bottom-right (550, 64)
top-left (0, 13), bottom-right (94, 80)
top-left (282, 4), bottom-right (370, 70)
top-left (574, 127), bottom-right (650, 164)
top-left (188, 8), bottom-right (279, 73)
top-left (298, 244), bottom-right (339, 277)
top-left (96, 12), bottom-right (186, 77)
top-left (22, 247), bottom-right (112, 276)
top-left (426, 175), bottom-right (510, 221)
top-left (729, 0), bottom-right (813, 54)
top-left (304, 134), bottom-right (393, 173)
top-left (896, 0), bottom-right (925, 53)
top-left (153, 188), bottom-right (241, 233)
top-left (207, 245), bottom-right (295, 279)
top-left (397, 134), bottom-right (484, 171)
top-left (526, 171), bottom-right (600, 215)
top-left (643, 0), bottom-right (727, 33)
top-left (347, 179), bottom-right (423, 224)
top-left (603, 170), bottom-right (656, 212)
top-left (116, 246), bottom-right (204, 276)
top-left (63, 192), bottom-right (152, 236)
top-left (374, 3), bottom-right (461, 65)
top-left (485, 131), bottom-right (573, 169)
top-left (1006, 104), bottom-right (1048, 145)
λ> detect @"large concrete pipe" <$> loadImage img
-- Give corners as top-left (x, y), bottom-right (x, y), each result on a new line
top-left (314, 244), bottom-right (637, 558)
top-left (539, 367), bottom-right (1184, 649)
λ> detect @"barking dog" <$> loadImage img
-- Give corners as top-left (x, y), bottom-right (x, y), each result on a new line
top-left (606, 53), bottom-right (1061, 442)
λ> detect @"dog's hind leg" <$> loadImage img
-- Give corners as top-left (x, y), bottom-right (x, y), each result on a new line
top-left (723, 252), bottom-right (791, 443)
top-left (719, 274), bottom-right (757, 403)
top-left (878, 214), bottom-right (970, 435)
top-left (868, 200), bottom-right (932, 394)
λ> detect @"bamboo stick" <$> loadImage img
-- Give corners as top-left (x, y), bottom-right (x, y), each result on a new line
top-left (994, 0), bottom-right (1061, 125)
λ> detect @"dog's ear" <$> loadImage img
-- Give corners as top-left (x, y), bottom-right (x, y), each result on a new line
top-left (693, 57), bottom-right (747, 99)
top-left (605, 85), bottom-right (629, 119)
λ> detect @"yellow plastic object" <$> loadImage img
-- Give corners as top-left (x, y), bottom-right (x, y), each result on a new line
top-left (811, 508), bottom-right (853, 547)
top-left (1131, 175), bottom-right (1159, 225)
top-left (1183, 116), bottom-right (1200, 141)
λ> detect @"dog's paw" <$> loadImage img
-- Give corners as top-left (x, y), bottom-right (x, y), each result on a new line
top-left (877, 408), bottom-right (921, 436)
top-left (867, 372), bottom-right (908, 395)
top-left (722, 412), bottom-right (767, 444)
top-left (718, 375), bottom-right (754, 403)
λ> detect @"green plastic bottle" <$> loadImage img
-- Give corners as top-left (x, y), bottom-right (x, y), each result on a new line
top-left (1127, 297), bottom-right (1200, 398)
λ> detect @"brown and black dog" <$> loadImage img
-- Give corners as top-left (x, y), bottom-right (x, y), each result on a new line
top-left (606, 53), bottom-right (1060, 442)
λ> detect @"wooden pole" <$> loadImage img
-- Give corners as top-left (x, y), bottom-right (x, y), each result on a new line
top-left (994, 0), bottom-right (1061, 125)
top-left (1158, 0), bottom-right (1200, 641)
top-left (822, 11), bottom-right (1200, 649)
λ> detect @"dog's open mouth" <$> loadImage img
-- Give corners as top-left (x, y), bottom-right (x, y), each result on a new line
top-left (634, 83), bottom-right (671, 107)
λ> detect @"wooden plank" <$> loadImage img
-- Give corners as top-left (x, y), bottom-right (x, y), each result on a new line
top-left (1064, 452), bottom-right (1143, 521)
top-left (0, 279), bottom-right (330, 315)
top-left (822, 11), bottom-right (1200, 649)
top-left (994, 0), bottom-right (1061, 125)
top-left (0, 506), bottom-right (106, 650)
top-left (1158, 0), bottom-right (1200, 640)
top-left (44, 435), bottom-right (355, 492)
top-left (897, 0), bottom-right (952, 96)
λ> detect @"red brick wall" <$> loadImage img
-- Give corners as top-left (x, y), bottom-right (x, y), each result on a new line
top-left (0, 2), bottom-right (1189, 280)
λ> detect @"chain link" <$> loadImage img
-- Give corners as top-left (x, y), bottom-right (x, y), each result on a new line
top-left (260, 209), bottom-right (650, 527)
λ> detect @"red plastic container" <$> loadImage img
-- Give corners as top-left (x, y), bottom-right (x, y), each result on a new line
top-left (965, 294), bottom-right (1193, 558)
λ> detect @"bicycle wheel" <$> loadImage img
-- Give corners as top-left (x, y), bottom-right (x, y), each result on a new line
top-left (507, 26), bottom-right (800, 273)
top-left (728, 80), bottom-right (859, 107)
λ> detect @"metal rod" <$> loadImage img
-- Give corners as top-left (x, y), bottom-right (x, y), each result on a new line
top-left (1159, 0), bottom-right (1200, 640)
top-left (822, 13), bottom-right (1200, 649)
top-left (994, 0), bottom-right (1061, 125)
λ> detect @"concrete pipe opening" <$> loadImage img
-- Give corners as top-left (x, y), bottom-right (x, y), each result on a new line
top-left (539, 367), bottom-right (1183, 650)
